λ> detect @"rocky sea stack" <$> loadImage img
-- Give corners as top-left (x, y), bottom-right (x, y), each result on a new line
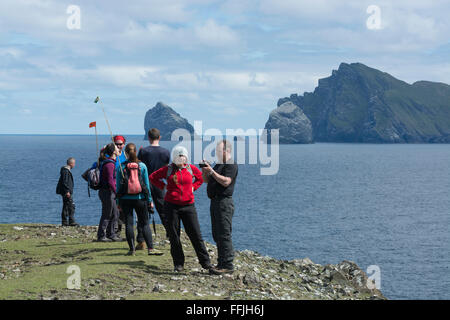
top-left (144, 102), bottom-right (194, 140)
top-left (265, 101), bottom-right (313, 144)
top-left (268, 62), bottom-right (450, 143)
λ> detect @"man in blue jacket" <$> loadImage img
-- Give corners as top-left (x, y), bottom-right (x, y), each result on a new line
top-left (56, 157), bottom-right (79, 227)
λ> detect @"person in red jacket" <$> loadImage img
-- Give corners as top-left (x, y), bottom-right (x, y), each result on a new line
top-left (149, 146), bottom-right (212, 273)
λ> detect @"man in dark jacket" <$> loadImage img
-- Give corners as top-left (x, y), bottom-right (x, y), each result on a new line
top-left (201, 140), bottom-right (238, 275)
top-left (56, 157), bottom-right (79, 227)
top-left (137, 128), bottom-right (171, 246)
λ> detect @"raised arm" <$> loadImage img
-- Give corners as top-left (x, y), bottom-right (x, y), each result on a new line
top-left (201, 161), bottom-right (233, 187)
top-left (149, 165), bottom-right (168, 190)
top-left (191, 165), bottom-right (204, 191)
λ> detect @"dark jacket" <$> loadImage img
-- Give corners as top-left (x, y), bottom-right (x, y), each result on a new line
top-left (56, 166), bottom-right (74, 195)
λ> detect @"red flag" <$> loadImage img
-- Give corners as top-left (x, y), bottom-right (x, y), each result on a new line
top-left (89, 121), bottom-right (96, 128)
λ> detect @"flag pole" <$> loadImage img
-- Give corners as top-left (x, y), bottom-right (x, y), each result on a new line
top-left (95, 125), bottom-right (98, 153)
top-left (94, 96), bottom-right (125, 179)
top-left (89, 121), bottom-right (98, 154)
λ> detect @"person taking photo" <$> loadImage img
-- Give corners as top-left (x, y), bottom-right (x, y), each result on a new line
top-left (201, 140), bottom-right (238, 275)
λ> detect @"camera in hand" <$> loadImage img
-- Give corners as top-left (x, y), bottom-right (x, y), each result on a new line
top-left (199, 161), bottom-right (209, 168)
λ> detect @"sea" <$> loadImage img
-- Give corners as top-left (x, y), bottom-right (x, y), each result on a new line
top-left (0, 134), bottom-right (449, 300)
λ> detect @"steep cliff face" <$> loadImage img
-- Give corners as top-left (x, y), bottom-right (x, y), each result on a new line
top-left (143, 102), bottom-right (194, 140)
top-left (276, 63), bottom-right (450, 143)
top-left (265, 101), bottom-right (313, 144)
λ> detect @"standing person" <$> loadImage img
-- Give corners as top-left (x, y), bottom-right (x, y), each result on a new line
top-left (56, 157), bottom-right (79, 227)
top-left (113, 135), bottom-right (127, 237)
top-left (149, 146), bottom-right (212, 272)
top-left (117, 143), bottom-right (164, 256)
top-left (113, 135), bottom-right (127, 166)
top-left (97, 143), bottom-right (121, 242)
top-left (201, 140), bottom-right (238, 275)
top-left (137, 128), bottom-right (171, 248)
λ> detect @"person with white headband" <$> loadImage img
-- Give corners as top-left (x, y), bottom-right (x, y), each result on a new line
top-left (149, 145), bottom-right (213, 273)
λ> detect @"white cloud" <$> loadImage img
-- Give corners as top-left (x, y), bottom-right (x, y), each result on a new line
top-left (19, 108), bottom-right (32, 115)
top-left (127, 19), bottom-right (239, 49)
top-left (194, 19), bottom-right (240, 47)
top-left (249, 0), bottom-right (450, 57)
top-left (1, 0), bottom-right (449, 134)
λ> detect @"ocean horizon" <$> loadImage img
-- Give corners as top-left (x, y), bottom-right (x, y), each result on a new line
top-left (1, 135), bottom-right (449, 299)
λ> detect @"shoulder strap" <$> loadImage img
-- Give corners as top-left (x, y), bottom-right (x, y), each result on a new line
top-left (100, 158), bottom-right (114, 168)
top-left (186, 164), bottom-right (193, 177)
top-left (166, 163), bottom-right (175, 180)
top-left (186, 164), bottom-right (195, 183)
top-left (165, 164), bottom-right (194, 181)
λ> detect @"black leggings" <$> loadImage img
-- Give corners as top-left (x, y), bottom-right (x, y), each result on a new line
top-left (119, 199), bottom-right (153, 251)
top-left (164, 201), bottom-right (211, 268)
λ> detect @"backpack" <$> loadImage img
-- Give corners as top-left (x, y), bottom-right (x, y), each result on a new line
top-left (81, 159), bottom-right (114, 197)
top-left (117, 161), bottom-right (150, 200)
top-left (166, 163), bottom-right (195, 183)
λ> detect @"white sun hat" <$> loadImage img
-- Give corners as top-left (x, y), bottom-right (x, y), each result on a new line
top-left (172, 145), bottom-right (189, 164)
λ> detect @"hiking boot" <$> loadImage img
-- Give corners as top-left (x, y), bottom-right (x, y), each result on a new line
top-left (148, 248), bottom-right (164, 256)
top-left (174, 265), bottom-right (184, 272)
top-left (135, 242), bottom-right (146, 250)
top-left (97, 237), bottom-right (112, 242)
top-left (201, 263), bottom-right (213, 271)
top-left (68, 222), bottom-right (80, 227)
top-left (209, 267), bottom-right (234, 275)
top-left (127, 250), bottom-right (136, 256)
top-left (109, 236), bottom-right (122, 242)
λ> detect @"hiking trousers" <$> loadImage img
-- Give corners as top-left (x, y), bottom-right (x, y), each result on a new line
top-left (136, 185), bottom-right (167, 243)
top-left (210, 196), bottom-right (235, 270)
top-left (120, 199), bottom-right (154, 251)
top-left (151, 184), bottom-right (169, 236)
top-left (61, 195), bottom-right (76, 225)
top-left (97, 188), bottom-right (119, 239)
top-left (164, 201), bottom-right (211, 268)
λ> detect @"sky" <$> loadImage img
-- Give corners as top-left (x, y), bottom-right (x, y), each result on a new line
top-left (0, 0), bottom-right (449, 135)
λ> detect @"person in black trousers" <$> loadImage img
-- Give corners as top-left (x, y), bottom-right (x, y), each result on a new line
top-left (117, 143), bottom-right (163, 256)
top-left (201, 140), bottom-right (238, 275)
top-left (137, 128), bottom-right (171, 248)
top-left (97, 143), bottom-right (120, 242)
top-left (149, 146), bottom-right (212, 273)
top-left (56, 157), bottom-right (79, 227)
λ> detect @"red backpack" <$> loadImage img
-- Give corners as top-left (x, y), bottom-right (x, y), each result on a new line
top-left (125, 162), bottom-right (142, 194)
top-left (117, 162), bottom-right (149, 199)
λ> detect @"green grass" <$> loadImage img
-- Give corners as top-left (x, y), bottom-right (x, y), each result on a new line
top-left (0, 224), bottom-right (221, 300)
top-left (0, 224), bottom-right (386, 300)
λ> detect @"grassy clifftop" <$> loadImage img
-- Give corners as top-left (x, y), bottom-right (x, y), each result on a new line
top-left (0, 224), bottom-right (385, 300)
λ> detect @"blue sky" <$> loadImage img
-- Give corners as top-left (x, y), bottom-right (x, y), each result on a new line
top-left (1, 0), bottom-right (449, 134)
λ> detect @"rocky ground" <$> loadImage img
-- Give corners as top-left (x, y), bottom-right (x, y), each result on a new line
top-left (0, 224), bottom-right (385, 300)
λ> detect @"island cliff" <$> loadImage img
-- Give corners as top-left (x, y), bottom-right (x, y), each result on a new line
top-left (267, 63), bottom-right (450, 143)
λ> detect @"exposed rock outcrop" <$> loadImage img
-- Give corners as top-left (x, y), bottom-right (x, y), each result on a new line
top-left (143, 102), bottom-right (194, 140)
top-left (0, 224), bottom-right (386, 300)
top-left (264, 101), bottom-right (313, 144)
